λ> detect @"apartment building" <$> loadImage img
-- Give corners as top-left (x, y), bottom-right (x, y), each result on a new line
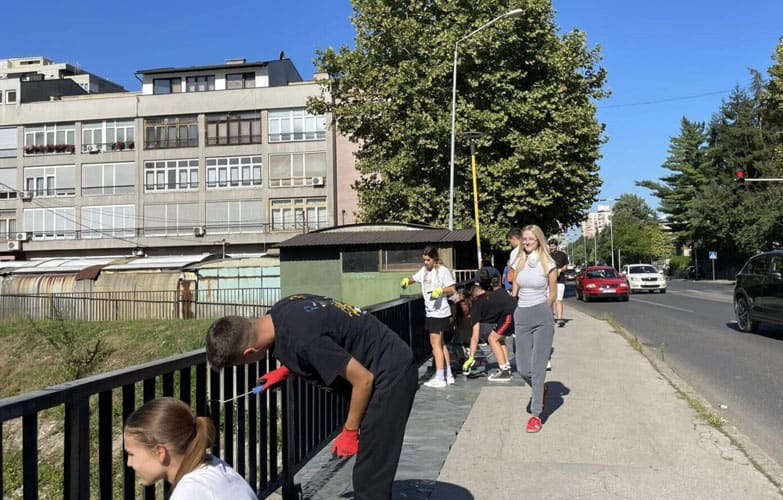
top-left (0, 56), bottom-right (360, 260)
top-left (582, 205), bottom-right (612, 239)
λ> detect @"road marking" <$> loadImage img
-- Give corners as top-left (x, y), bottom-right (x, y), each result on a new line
top-left (630, 297), bottom-right (695, 313)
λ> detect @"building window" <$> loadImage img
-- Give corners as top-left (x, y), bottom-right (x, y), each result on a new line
top-left (186, 75), bottom-right (215, 92)
top-left (269, 152), bottom-right (327, 187)
top-left (82, 162), bottom-right (135, 195)
top-left (23, 123), bottom-right (76, 154)
top-left (24, 165), bottom-right (75, 197)
top-left (382, 248), bottom-right (425, 271)
top-left (23, 207), bottom-right (76, 240)
top-left (144, 159), bottom-right (199, 192)
top-left (143, 203), bottom-right (199, 236)
top-left (5, 90), bottom-right (17, 104)
top-left (153, 77), bottom-right (182, 94)
top-left (226, 72), bottom-right (255, 89)
top-left (206, 112), bottom-right (261, 145)
top-left (206, 200), bottom-right (263, 234)
top-left (82, 120), bottom-right (135, 152)
top-left (206, 156), bottom-right (262, 188)
top-left (144, 116), bottom-right (198, 149)
top-left (270, 197), bottom-right (327, 231)
top-left (268, 109), bottom-right (326, 142)
top-left (0, 210), bottom-right (16, 240)
top-left (0, 127), bottom-right (16, 159)
top-left (0, 168), bottom-right (17, 199)
top-left (81, 205), bottom-right (135, 239)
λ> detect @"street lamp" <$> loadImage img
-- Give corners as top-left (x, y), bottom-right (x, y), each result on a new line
top-left (463, 131), bottom-right (483, 269)
top-left (596, 198), bottom-right (618, 268)
top-left (448, 8), bottom-right (523, 230)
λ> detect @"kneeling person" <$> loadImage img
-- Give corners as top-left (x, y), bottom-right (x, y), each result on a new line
top-left (205, 294), bottom-right (418, 500)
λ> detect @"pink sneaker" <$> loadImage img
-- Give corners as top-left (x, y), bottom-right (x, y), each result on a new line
top-left (526, 416), bottom-right (542, 433)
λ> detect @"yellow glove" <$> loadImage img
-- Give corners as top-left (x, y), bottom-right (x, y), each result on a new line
top-left (400, 277), bottom-right (410, 289)
top-left (431, 287), bottom-right (444, 299)
top-left (462, 357), bottom-right (475, 373)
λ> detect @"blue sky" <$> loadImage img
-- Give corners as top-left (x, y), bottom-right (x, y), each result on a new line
top-left (5, 1), bottom-right (782, 215)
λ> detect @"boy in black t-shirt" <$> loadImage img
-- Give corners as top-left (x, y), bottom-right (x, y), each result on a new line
top-left (205, 294), bottom-right (418, 500)
top-left (462, 277), bottom-right (516, 381)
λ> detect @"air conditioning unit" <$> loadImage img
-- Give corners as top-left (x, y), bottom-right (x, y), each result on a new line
top-left (6, 240), bottom-right (22, 251)
top-left (15, 232), bottom-right (30, 242)
top-left (311, 176), bottom-right (325, 187)
top-left (193, 226), bottom-right (207, 237)
top-left (21, 191), bottom-right (33, 201)
top-left (84, 144), bottom-right (100, 153)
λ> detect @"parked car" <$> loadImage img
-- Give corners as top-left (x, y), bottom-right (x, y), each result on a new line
top-left (621, 264), bottom-right (667, 294)
top-left (733, 250), bottom-right (783, 333)
top-left (685, 266), bottom-right (705, 280)
top-left (563, 266), bottom-right (578, 281)
top-left (575, 266), bottom-right (629, 302)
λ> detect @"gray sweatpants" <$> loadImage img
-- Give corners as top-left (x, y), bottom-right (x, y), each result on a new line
top-left (514, 302), bottom-right (554, 417)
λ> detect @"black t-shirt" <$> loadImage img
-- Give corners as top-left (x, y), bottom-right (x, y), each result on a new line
top-left (269, 294), bottom-right (413, 395)
top-left (470, 288), bottom-right (516, 326)
top-left (551, 250), bottom-right (569, 283)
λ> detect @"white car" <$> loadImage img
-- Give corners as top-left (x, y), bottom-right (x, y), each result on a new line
top-left (621, 264), bottom-right (667, 294)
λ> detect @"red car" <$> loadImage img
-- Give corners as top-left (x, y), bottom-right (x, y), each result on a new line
top-left (575, 266), bottom-right (629, 302)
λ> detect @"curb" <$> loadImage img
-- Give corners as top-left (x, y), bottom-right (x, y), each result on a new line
top-left (603, 315), bottom-right (783, 494)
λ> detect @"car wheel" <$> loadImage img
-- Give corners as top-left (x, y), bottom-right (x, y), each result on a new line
top-left (660, 289), bottom-right (666, 294)
top-left (621, 295), bottom-right (629, 302)
top-left (734, 297), bottom-right (758, 333)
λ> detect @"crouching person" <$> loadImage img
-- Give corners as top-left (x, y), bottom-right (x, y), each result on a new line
top-left (205, 294), bottom-right (419, 500)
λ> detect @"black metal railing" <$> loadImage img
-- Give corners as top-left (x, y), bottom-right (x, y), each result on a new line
top-left (0, 294), bottom-right (425, 499)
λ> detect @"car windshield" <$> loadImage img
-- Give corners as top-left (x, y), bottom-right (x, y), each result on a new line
top-left (587, 269), bottom-right (617, 279)
top-left (629, 266), bottom-right (657, 274)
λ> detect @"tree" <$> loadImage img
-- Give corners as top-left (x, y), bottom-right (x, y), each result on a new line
top-left (636, 118), bottom-right (709, 246)
top-left (310, 0), bottom-right (608, 248)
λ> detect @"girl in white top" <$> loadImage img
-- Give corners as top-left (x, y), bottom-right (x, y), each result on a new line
top-left (510, 225), bottom-right (557, 433)
top-left (124, 397), bottom-right (256, 500)
top-left (402, 246), bottom-right (456, 388)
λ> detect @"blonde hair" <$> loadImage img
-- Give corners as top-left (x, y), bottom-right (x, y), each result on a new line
top-left (124, 397), bottom-right (215, 489)
top-left (512, 225), bottom-right (552, 272)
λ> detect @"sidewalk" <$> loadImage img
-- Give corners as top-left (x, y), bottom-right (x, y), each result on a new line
top-left (290, 308), bottom-right (782, 499)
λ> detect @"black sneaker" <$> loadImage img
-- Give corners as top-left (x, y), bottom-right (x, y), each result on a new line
top-left (488, 368), bottom-right (512, 382)
top-left (558, 320), bottom-right (565, 328)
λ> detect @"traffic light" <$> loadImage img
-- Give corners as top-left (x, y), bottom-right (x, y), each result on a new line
top-left (734, 168), bottom-right (745, 192)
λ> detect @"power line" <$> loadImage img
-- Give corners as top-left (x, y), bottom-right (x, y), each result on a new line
top-left (598, 89), bottom-right (734, 109)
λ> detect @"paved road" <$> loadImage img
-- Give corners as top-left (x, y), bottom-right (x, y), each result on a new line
top-left (565, 278), bottom-right (783, 468)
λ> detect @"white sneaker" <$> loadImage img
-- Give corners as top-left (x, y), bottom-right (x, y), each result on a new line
top-left (546, 359), bottom-right (552, 371)
top-left (446, 374), bottom-right (455, 385)
top-left (424, 377), bottom-right (447, 388)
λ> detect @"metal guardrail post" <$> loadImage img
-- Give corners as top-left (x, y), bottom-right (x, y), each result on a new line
top-left (281, 378), bottom-right (302, 500)
top-left (64, 396), bottom-right (90, 499)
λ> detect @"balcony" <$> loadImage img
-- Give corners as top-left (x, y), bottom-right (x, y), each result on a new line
top-left (23, 144), bottom-right (75, 155)
top-left (81, 141), bottom-right (136, 154)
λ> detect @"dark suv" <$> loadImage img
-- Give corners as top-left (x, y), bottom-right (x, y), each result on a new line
top-left (733, 250), bottom-right (783, 332)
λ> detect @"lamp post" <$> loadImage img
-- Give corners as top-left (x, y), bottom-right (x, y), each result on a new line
top-left (595, 198), bottom-right (618, 268)
top-left (448, 8), bottom-right (523, 230)
top-left (464, 131), bottom-right (483, 269)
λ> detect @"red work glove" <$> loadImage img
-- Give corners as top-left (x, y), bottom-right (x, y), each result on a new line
top-left (331, 426), bottom-right (359, 458)
top-left (257, 365), bottom-right (293, 391)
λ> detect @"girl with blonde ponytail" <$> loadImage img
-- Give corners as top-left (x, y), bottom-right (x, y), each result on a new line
top-left (124, 397), bottom-right (256, 499)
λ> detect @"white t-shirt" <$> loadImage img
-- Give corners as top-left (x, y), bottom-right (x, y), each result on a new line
top-left (413, 265), bottom-right (455, 318)
top-left (171, 456), bottom-right (256, 500)
top-left (514, 252), bottom-right (555, 308)
top-left (508, 246), bottom-right (520, 268)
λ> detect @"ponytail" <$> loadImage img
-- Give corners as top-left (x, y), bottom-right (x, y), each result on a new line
top-left (173, 416), bottom-right (216, 487)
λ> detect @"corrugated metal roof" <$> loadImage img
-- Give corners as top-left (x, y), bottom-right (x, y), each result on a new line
top-left (102, 253), bottom-right (216, 271)
top-left (9, 258), bottom-right (118, 274)
top-left (186, 256), bottom-right (280, 270)
top-left (275, 228), bottom-right (475, 248)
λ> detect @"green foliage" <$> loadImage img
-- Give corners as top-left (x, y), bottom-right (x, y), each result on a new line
top-left (27, 308), bottom-right (113, 380)
top-left (310, 0), bottom-right (608, 247)
top-left (639, 37), bottom-right (783, 254)
top-left (668, 255), bottom-right (691, 276)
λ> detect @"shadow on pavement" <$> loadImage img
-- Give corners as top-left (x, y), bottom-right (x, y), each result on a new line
top-left (539, 381), bottom-right (570, 422)
top-left (725, 321), bottom-right (783, 340)
top-left (337, 479), bottom-right (474, 499)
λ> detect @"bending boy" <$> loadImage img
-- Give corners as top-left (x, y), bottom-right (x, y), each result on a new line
top-left (205, 294), bottom-right (418, 500)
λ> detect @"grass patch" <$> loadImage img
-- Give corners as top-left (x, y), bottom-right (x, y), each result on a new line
top-left (0, 318), bottom-right (213, 399)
